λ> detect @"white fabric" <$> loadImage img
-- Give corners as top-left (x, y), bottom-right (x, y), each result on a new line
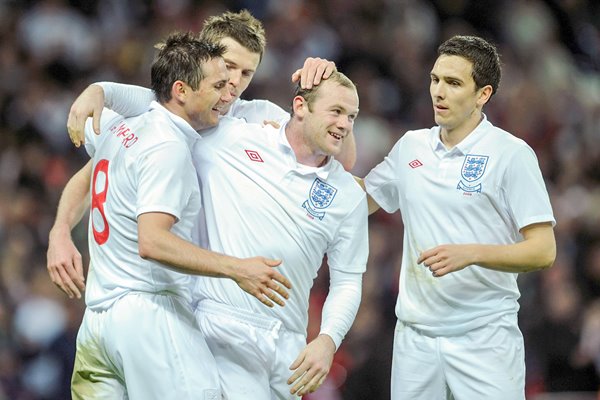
top-left (225, 98), bottom-right (289, 124)
top-left (196, 300), bottom-right (305, 400)
top-left (391, 314), bottom-right (525, 400)
top-left (83, 102), bottom-right (201, 310)
top-left (319, 269), bottom-right (363, 349)
top-left (365, 115), bottom-right (555, 337)
top-left (72, 293), bottom-right (221, 400)
top-left (98, 81), bottom-right (290, 124)
top-left (193, 117), bottom-right (368, 345)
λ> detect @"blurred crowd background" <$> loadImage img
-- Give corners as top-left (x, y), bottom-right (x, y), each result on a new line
top-left (0, 0), bottom-right (599, 399)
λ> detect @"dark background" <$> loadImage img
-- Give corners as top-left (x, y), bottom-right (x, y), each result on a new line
top-left (0, 0), bottom-right (599, 399)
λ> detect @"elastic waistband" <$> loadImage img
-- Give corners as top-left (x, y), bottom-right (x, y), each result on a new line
top-left (196, 299), bottom-right (283, 331)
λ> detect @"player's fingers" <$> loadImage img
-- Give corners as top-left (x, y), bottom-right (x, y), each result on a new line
top-left (92, 107), bottom-right (102, 135)
top-left (311, 64), bottom-right (327, 86)
top-left (72, 253), bottom-right (86, 289)
top-left (53, 267), bottom-right (75, 298)
top-left (272, 272), bottom-right (292, 290)
top-left (291, 68), bottom-right (302, 83)
top-left (300, 59), bottom-right (314, 89)
top-left (322, 62), bottom-right (336, 79)
top-left (57, 266), bottom-right (81, 299)
top-left (257, 292), bottom-right (274, 308)
top-left (266, 290), bottom-right (285, 307)
top-left (268, 280), bottom-right (289, 300)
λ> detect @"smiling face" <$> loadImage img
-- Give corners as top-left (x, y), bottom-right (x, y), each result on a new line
top-left (430, 54), bottom-right (491, 143)
top-left (300, 79), bottom-right (359, 160)
top-left (183, 57), bottom-right (231, 130)
top-left (218, 37), bottom-right (261, 113)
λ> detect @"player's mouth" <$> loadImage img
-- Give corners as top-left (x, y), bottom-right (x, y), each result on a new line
top-left (329, 131), bottom-right (344, 140)
top-left (434, 104), bottom-right (449, 113)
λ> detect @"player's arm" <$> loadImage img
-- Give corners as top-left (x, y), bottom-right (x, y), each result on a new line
top-left (137, 212), bottom-right (291, 308)
top-left (68, 82), bottom-right (155, 146)
top-left (288, 269), bottom-right (362, 396)
top-left (354, 176), bottom-right (381, 214)
top-left (419, 222), bottom-right (556, 277)
top-left (47, 160), bottom-right (92, 299)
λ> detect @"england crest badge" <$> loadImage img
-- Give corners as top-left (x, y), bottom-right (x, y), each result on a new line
top-left (457, 154), bottom-right (488, 193)
top-left (302, 178), bottom-right (338, 220)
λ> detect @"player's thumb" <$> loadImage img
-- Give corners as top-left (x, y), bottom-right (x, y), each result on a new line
top-left (265, 258), bottom-right (282, 267)
top-left (93, 108), bottom-right (102, 135)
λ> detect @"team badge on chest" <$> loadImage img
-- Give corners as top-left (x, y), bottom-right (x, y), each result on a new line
top-left (457, 154), bottom-right (488, 193)
top-left (302, 178), bottom-right (338, 220)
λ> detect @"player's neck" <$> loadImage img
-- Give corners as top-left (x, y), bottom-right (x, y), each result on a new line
top-left (285, 122), bottom-right (327, 167)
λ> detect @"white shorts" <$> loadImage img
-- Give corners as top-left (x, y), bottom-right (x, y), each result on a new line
top-left (391, 313), bottom-right (525, 400)
top-left (196, 299), bottom-right (306, 400)
top-left (72, 293), bottom-right (221, 400)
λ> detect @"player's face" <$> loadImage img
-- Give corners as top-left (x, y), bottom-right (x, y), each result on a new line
top-left (219, 37), bottom-right (261, 114)
top-left (303, 80), bottom-right (358, 159)
top-left (186, 57), bottom-right (231, 130)
top-left (430, 55), bottom-right (484, 136)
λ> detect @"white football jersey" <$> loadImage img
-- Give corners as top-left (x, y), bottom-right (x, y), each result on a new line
top-left (365, 115), bottom-right (555, 336)
top-left (192, 117), bottom-right (368, 335)
top-left (83, 102), bottom-right (201, 311)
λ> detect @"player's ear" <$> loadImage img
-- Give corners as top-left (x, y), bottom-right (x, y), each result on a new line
top-left (477, 84), bottom-right (493, 107)
top-left (292, 95), bottom-right (307, 118)
top-left (172, 81), bottom-right (187, 102)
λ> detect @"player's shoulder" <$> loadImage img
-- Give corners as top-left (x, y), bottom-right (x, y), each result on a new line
top-left (480, 122), bottom-right (533, 154)
top-left (328, 161), bottom-right (367, 199)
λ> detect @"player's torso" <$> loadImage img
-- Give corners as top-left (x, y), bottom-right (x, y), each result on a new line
top-left (86, 108), bottom-right (199, 309)
top-left (193, 118), bottom-right (361, 330)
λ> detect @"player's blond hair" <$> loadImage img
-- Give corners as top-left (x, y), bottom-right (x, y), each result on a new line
top-left (291, 72), bottom-right (357, 115)
top-left (200, 10), bottom-right (266, 61)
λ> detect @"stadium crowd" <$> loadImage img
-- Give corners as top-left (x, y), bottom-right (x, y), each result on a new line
top-left (0, 0), bottom-right (598, 399)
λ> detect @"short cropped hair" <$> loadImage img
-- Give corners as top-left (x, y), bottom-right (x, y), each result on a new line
top-left (291, 71), bottom-right (357, 116)
top-left (200, 10), bottom-right (266, 60)
top-left (438, 35), bottom-right (501, 97)
top-left (151, 32), bottom-right (226, 103)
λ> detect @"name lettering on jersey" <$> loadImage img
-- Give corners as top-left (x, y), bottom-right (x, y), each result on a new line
top-left (245, 149), bottom-right (264, 162)
top-left (408, 159), bottom-right (423, 168)
top-left (457, 154), bottom-right (488, 193)
top-left (302, 178), bottom-right (337, 220)
top-left (109, 122), bottom-right (139, 149)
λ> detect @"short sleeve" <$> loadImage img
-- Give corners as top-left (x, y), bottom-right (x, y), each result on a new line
top-left (364, 139), bottom-right (403, 213)
top-left (503, 145), bottom-right (555, 230)
top-left (135, 140), bottom-right (197, 221)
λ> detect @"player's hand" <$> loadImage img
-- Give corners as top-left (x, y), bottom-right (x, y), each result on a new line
top-left (288, 334), bottom-right (335, 396)
top-left (47, 226), bottom-right (86, 299)
top-left (233, 257), bottom-right (291, 307)
top-left (418, 244), bottom-right (475, 277)
top-left (291, 57), bottom-right (337, 89)
top-left (67, 84), bottom-right (105, 147)
top-left (262, 120), bottom-right (281, 129)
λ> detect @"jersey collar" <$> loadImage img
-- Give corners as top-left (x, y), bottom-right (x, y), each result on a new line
top-left (277, 122), bottom-right (332, 179)
top-left (431, 113), bottom-right (492, 157)
top-left (150, 101), bottom-right (200, 148)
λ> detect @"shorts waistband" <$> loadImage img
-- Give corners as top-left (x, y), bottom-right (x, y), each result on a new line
top-left (196, 299), bottom-right (283, 331)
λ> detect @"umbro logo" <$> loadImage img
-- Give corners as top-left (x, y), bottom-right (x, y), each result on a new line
top-left (408, 159), bottom-right (423, 168)
top-left (245, 150), bottom-right (264, 162)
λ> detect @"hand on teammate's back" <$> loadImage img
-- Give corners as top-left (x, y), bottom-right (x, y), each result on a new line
top-left (67, 84), bottom-right (105, 147)
top-left (232, 257), bottom-right (292, 307)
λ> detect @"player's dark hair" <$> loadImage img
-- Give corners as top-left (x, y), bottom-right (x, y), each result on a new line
top-left (151, 32), bottom-right (226, 103)
top-left (438, 35), bottom-right (501, 98)
top-left (291, 71), bottom-right (356, 116)
top-left (200, 10), bottom-right (266, 61)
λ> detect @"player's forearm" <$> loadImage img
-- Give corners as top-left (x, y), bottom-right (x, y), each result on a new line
top-left (472, 224), bottom-right (556, 273)
top-left (354, 176), bottom-right (380, 215)
top-left (319, 270), bottom-right (363, 350)
top-left (50, 160), bottom-right (92, 237)
top-left (138, 226), bottom-right (240, 278)
top-left (336, 131), bottom-right (357, 171)
top-left (96, 82), bottom-right (156, 117)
